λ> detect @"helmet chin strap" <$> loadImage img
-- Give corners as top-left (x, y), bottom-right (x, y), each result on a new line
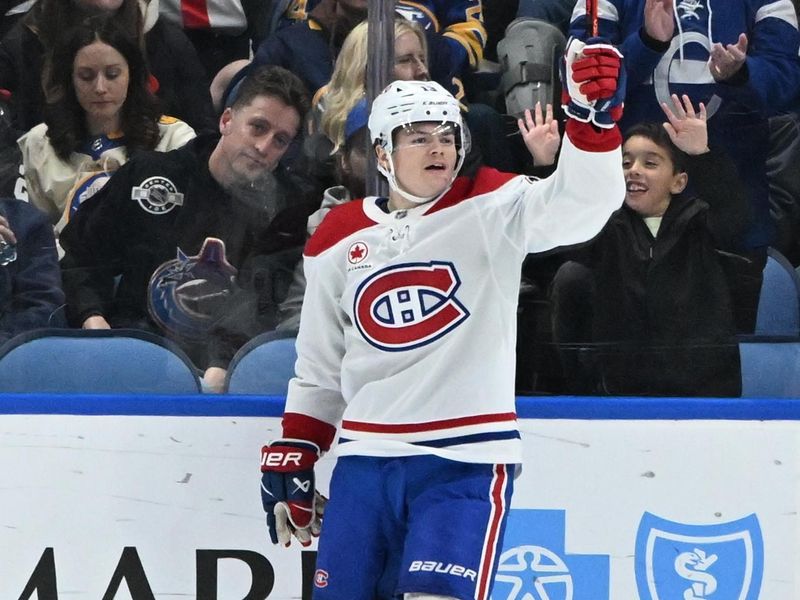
top-left (378, 154), bottom-right (455, 206)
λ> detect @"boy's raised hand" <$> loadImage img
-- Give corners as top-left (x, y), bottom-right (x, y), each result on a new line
top-left (661, 94), bottom-right (709, 156)
top-left (518, 102), bottom-right (561, 167)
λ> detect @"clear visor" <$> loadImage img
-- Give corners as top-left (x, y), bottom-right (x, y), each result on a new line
top-left (392, 123), bottom-right (459, 152)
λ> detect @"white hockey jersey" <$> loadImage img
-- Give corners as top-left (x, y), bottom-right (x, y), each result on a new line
top-left (285, 130), bottom-right (625, 465)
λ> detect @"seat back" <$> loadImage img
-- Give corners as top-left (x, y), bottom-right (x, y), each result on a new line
top-left (0, 329), bottom-right (201, 394)
top-left (224, 331), bottom-right (297, 395)
top-left (755, 248), bottom-right (800, 336)
top-left (739, 338), bottom-right (800, 398)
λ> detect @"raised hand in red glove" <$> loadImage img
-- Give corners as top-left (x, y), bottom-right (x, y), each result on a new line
top-left (561, 37), bottom-right (625, 129)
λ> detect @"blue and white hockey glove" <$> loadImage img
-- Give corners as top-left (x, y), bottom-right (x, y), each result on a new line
top-left (560, 37), bottom-right (625, 129)
top-left (260, 439), bottom-right (324, 547)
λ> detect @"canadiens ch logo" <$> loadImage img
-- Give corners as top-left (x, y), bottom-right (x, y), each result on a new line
top-left (131, 176), bottom-right (184, 215)
top-left (353, 261), bottom-right (469, 351)
top-left (347, 241), bottom-right (368, 265)
top-left (314, 569), bottom-right (329, 588)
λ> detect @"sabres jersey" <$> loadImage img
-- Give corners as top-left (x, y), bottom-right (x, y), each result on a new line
top-left (284, 129), bottom-right (624, 465)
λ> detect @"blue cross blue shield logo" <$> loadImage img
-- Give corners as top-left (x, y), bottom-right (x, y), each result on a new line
top-left (635, 512), bottom-right (763, 600)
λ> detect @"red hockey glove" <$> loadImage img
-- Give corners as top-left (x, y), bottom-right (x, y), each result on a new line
top-left (561, 37), bottom-right (625, 129)
top-left (260, 439), bottom-right (325, 547)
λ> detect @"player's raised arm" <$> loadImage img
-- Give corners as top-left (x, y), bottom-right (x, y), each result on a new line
top-left (509, 37), bottom-right (626, 255)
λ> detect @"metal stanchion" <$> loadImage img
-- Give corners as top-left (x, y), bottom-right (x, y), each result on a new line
top-left (365, 0), bottom-right (395, 198)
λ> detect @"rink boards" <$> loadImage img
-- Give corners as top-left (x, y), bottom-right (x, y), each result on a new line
top-left (0, 394), bottom-right (796, 599)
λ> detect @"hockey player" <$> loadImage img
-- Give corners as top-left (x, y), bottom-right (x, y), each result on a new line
top-left (260, 38), bottom-right (626, 599)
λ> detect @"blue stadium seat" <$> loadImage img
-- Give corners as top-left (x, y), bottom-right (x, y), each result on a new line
top-left (224, 331), bottom-right (297, 395)
top-left (739, 338), bottom-right (800, 398)
top-left (0, 329), bottom-right (202, 394)
top-left (754, 248), bottom-right (800, 336)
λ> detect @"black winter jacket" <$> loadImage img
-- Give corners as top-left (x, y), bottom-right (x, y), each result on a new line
top-left (560, 149), bottom-right (750, 397)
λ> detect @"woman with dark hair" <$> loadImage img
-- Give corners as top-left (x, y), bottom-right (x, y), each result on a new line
top-left (0, 0), bottom-right (215, 134)
top-left (18, 16), bottom-right (195, 226)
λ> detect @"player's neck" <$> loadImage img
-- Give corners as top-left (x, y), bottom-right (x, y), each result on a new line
top-left (387, 192), bottom-right (417, 212)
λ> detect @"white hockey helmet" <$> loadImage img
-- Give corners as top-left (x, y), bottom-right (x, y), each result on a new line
top-left (368, 80), bottom-right (468, 204)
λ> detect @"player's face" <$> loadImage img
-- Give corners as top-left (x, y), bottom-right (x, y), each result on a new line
top-left (394, 32), bottom-right (429, 81)
top-left (622, 135), bottom-right (687, 218)
top-left (217, 95), bottom-right (300, 183)
top-left (72, 41), bottom-right (130, 135)
top-left (389, 122), bottom-right (458, 198)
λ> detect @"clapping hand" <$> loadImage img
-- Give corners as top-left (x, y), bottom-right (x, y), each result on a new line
top-left (661, 93), bottom-right (709, 156)
top-left (709, 33), bottom-right (748, 81)
top-left (644, 0), bottom-right (675, 43)
top-left (518, 103), bottom-right (561, 167)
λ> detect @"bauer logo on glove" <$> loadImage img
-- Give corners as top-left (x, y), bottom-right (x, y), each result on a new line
top-left (260, 439), bottom-right (326, 547)
top-left (560, 37), bottom-right (626, 129)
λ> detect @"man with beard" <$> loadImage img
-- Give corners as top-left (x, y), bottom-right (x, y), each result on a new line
top-left (60, 65), bottom-right (318, 389)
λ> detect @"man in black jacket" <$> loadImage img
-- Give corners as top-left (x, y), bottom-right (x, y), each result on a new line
top-left (550, 95), bottom-right (750, 397)
top-left (60, 65), bottom-right (318, 390)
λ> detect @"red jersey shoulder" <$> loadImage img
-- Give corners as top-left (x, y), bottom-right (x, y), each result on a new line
top-left (305, 199), bottom-right (376, 257)
top-left (427, 167), bottom-right (519, 215)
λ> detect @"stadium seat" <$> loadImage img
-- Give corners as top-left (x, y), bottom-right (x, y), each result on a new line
top-left (754, 248), bottom-right (800, 336)
top-left (0, 329), bottom-right (202, 394)
top-left (739, 338), bottom-right (800, 398)
top-left (224, 331), bottom-right (297, 395)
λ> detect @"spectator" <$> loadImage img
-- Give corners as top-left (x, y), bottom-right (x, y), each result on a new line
top-left (0, 198), bottom-right (65, 344)
top-left (267, 0), bottom-right (486, 101)
top-left (17, 16), bottom-right (196, 227)
top-left (319, 15), bottom-right (518, 174)
top-left (0, 0), bottom-right (215, 135)
top-left (59, 65), bottom-right (317, 389)
top-left (317, 18), bottom-right (430, 153)
top-left (246, 0), bottom-right (368, 100)
top-left (569, 0), bottom-right (800, 329)
top-left (295, 17), bottom-right (431, 186)
top-left (549, 95), bottom-right (748, 397)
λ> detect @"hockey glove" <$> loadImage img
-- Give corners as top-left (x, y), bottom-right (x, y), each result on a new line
top-left (560, 37), bottom-right (625, 129)
top-left (260, 439), bottom-right (324, 547)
